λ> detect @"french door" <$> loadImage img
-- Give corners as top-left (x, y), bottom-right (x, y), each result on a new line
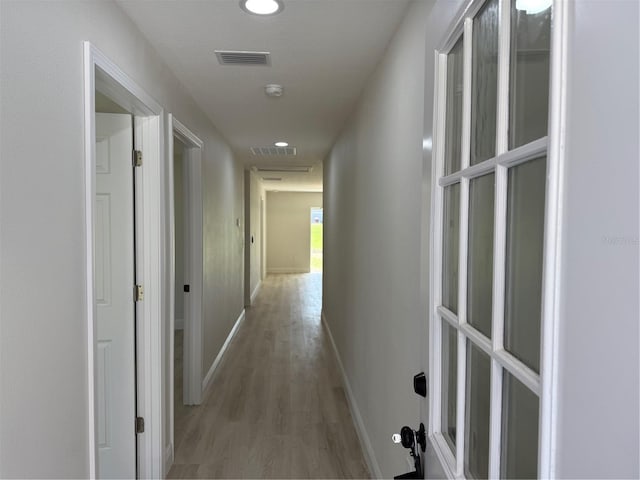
top-left (429, 0), bottom-right (558, 478)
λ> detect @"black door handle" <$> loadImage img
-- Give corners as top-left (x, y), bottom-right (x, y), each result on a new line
top-left (392, 423), bottom-right (426, 479)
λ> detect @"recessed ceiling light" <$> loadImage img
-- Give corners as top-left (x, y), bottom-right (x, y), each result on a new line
top-left (240, 0), bottom-right (284, 16)
top-left (274, 141), bottom-right (288, 147)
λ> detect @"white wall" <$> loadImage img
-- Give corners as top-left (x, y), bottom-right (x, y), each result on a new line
top-left (266, 191), bottom-right (323, 274)
top-left (0, 1), bottom-right (244, 477)
top-left (554, 1), bottom-right (639, 477)
top-left (323, 1), bottom-right (432, 477)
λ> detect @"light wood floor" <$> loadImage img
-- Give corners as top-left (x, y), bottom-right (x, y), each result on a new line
top-left (169, 273), bottom-right (371, 479)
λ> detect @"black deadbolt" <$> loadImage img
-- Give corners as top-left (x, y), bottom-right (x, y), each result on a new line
top-left (413, 372), bottom-right (427, 398)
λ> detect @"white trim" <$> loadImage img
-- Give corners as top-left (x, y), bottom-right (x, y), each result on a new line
top-left (135, 113), bottom-right (165, 480)
top-left (165, 125), bottom-right (176, 478)
top-left (429, 50), bottom-right (447, 439)
top-left (169, 116), bottom-right (204, 409)
top-left (438, 0), bottom-right (487, 52)
top-left (455, 328), bottom-right (466, 475)
top-left (539, 0), bottom-right (569, 475)
top-left (173, 118), bottom-right (204, 149)
top-left (438, 306), bottom-right (459, 328)
top-left (459, 323), bottom-right (492, 356)
top-left (244, 171), bottom-right (251, 306)
top-left (84, 42), bottom-right (164, 480)
top-left (494, 349), bottom-right (540, 396)
top-left (487, 359), bottom-right (503, 479)
top-left (267, 267), bottom-right (310, 274)
top-left (250, 280), bottom-right (262, 305)
top-left (163, 443), bottom-right (174, 479)
top-left (439, 137), bottom-right (548, 187)
top-left (431, 433), bottom-right (457, 479)
top-left (84, 43), bottom-right (98, 478)
top-left (461, 18), bottom-right (473, 171)
top-left (321, 311), bottom-right (382, 479)
top-left (83, 42), bottom-right (98, 480)
top-left (495, 0), bottom-right (511, 156)
top-left (202, 310), bottom-right (246, 393)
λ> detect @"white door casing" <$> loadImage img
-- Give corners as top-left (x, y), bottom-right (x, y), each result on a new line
top-left (85, 42), bottom-right (164, 479)
top-left (95, 113), bottom-right (136, 479)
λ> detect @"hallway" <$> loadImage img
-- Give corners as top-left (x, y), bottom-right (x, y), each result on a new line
top-left (169, 274), bottom-right (370, 479)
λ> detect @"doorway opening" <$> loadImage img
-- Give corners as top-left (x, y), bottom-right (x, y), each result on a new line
top-left (173, 137), bottom-right (187, 428)
top-left (84, 42), bottom-right (164, 479)
top-left (310, 207), bottom-right (323, 273)
top-left (168, 116), bottom-right (204, 473)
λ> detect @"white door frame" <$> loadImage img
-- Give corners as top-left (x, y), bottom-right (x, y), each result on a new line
top-left (244, 170), bottom-right (251, 306)
top-left (168, 115), bottom-right (204, 413)
top-left (84, 42), bottom-right (164, 479)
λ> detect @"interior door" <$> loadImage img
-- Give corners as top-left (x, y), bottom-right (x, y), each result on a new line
top-left (95, 112), bottom-right (137, 478)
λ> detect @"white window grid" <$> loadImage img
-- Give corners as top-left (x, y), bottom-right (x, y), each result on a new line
top-left (427, 0), bottom-right (567, 478)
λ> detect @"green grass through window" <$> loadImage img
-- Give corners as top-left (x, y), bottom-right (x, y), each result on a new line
top-left (310, 223), bottom-right (323, 272)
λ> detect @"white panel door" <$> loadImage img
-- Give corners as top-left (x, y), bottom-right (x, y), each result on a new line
top-left (96, 113), bottom-right (136, 479)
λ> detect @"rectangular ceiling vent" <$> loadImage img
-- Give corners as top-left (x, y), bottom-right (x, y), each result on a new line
top-left (262, 177), bottom-right (282, 181)
top-left (252, 165), bottom-right (313, 174)
top-left (250, 146), bottom-right (297, 156)
top-left (215, 50), bottom-right (271, 66)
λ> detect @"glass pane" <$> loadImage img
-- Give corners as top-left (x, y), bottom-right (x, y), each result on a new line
top-left (509, 0), bottom-right (552, 148)
top-left (467, 173), bottom-right (495, 338)
top-left (441, 321), bottom-right (458, 452)
top-left (504, 157), bottom-right (546, 372)
top-left (442, 184), bottom-right (460, 313)
top-left (470, 0), bottom-right (499, 165)
top-left (444, 38), bottom-right (464, 175)
top-left (464, 342), bottom-right (491, 479)
top-left (501, 372), bottom-right (539, 479)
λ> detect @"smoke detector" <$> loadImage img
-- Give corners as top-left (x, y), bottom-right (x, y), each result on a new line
top-left (265, 84), bottom-right (284, 97)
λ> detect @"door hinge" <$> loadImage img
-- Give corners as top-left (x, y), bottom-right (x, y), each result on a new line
top-left (134, 284), bottom-right (144, 302)
top-left (135, 416), bottom-right (145, 434)
top-left (133, 150), bottom-right (143, 167)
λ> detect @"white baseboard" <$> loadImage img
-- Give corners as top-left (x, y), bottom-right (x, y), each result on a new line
top-left (202, 309), bottom-right (246, 393)
top-left (250, 280), bottom-right (262, 305)
top-left (267, 267), bottom-right (310, 274)
top-left (163, 443), bottom-right (174, 477)
top-left (321, 311), bottom-right (382, 479)
top-left (175, 317), bottom-right (184, 330)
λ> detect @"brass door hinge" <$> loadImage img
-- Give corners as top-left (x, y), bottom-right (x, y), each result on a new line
top-left (133, 150), bottom-right (143, 167)
top-left (135, 416), bottom-right (145, 434)
top-left (134, 285), bottom-right (144, 302)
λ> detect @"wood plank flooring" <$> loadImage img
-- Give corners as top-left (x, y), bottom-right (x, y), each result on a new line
top-left (169, 273), bottom-right (371, 479)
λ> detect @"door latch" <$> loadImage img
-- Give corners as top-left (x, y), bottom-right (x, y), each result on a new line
top-left (392, 423), bottom-right (426, 479)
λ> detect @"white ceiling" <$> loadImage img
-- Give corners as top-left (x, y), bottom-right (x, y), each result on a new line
top-left (117, 0), bottom-right (411, 191)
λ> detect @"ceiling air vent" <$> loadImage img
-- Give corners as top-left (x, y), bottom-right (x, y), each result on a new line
top-left (215, 50), bottom-right (271, 66)
top-left (262, 177), bottom-right (282, 181)
top-left (252, 165), bottom-right (313, 174)
top-left (250, 146), bottom-right (297, 156)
